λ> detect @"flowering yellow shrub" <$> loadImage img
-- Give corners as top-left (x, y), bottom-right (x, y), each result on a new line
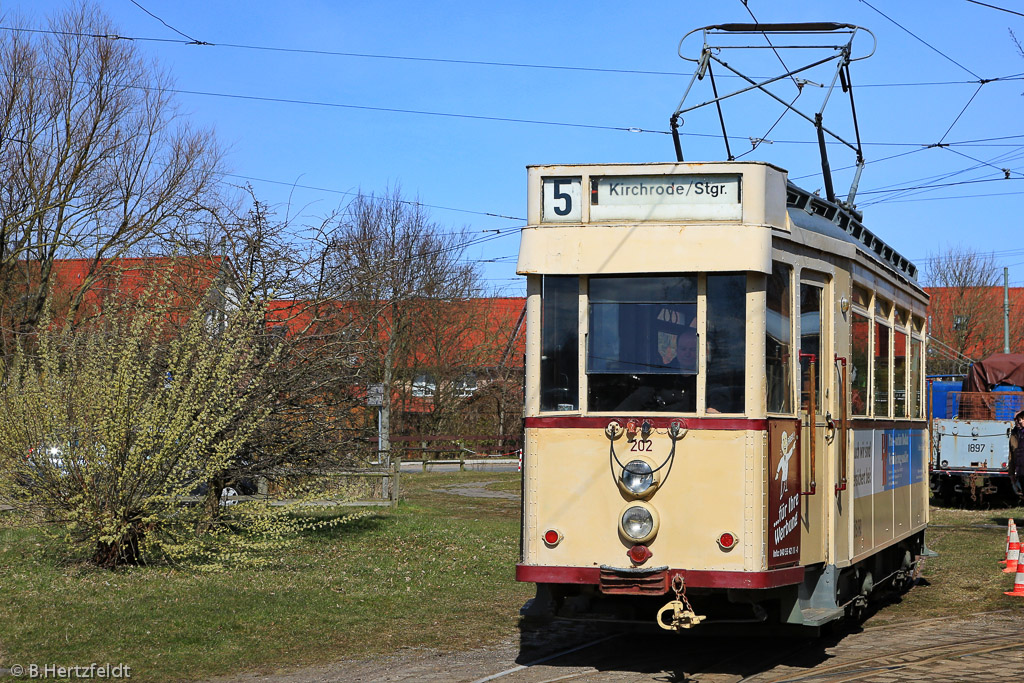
top-left (0, 291), bottom-right (366, 568)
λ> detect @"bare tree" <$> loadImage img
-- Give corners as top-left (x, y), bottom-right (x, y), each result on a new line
top-left (924, 245), bottom-right (1011, 375)
top-left (172, 190), bottom-right (372, 495)
top-left (0, 2), bottom-right (224, 340)
top-left (327, 188), bottom-right (483, 452)
top-left (404, 297), bottom-right (524, 446)
top-left (202, 188), bottom-right (521, 476)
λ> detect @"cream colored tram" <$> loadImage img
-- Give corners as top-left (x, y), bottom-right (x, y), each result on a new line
top-left (515, 161), bottom-right (928, 631)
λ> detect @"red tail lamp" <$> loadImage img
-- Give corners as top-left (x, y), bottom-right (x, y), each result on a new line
top-left (628, 544), bottom-right (652, 564)
top-left (543, 529), bottom-right (562, 547)
top-left (717, 532), bottom-right (737, 551)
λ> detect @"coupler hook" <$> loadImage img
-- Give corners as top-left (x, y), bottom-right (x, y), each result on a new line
top-left (657, 575), bottom-right (706, 631)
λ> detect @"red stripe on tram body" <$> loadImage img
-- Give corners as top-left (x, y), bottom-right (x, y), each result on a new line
top-left (515, 564), bottom-right (805, 589)
top-left (524, 416), bottom-right (768, 431)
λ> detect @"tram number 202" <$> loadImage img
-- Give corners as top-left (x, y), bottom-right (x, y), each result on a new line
top-left (967, 442), bottom-right (986, 453)
top-left (630, 439), bottom-right (653, 452)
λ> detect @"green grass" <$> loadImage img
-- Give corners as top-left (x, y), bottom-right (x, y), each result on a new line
top-left (3, 477), bottom-right (1024, 681)
top-left (0, 471), bottom-right (532, 682)
top-left (865, 503), bottom-right (1024, 626)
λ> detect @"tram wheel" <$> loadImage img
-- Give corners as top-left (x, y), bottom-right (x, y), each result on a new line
top-left (845, 570), bottom-right (873, 623)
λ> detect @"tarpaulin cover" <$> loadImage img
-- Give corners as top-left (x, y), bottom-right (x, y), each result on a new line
top-left (961, 354), bottom-right (1024, 392)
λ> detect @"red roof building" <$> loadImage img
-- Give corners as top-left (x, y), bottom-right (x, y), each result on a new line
top-left (924, 285), bottom-right (1024, 370)
top-left (7, 256), bottom-right (225, 326)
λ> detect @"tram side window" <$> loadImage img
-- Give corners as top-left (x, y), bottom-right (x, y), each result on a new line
top-left (910, 337), bottom-right (923, 418)
top-left (587, 276), bottom-right (698, 413)
top-left (540, 276), bottom-right (579, 411)
top-left (707, 274), bottom-right (746, 413)
top-left (851, 312), bottom-right (870, 416)
top-left (893, 330), bottom-right (908, 418)
top-left (766, 263), bottom-right (792, 414)
top-left (874, 322), bottom-right (891, 417)
top-left (800, 283), bottom-right (822, 412)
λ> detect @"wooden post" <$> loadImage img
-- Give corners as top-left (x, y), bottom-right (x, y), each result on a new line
top-left (391, 457), bottom-right (401, 506)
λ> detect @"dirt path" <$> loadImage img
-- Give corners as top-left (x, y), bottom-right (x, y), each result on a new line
top-left (432, 481), bottom-right (519, 501)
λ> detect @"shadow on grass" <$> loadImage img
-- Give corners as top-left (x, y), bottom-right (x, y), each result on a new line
top-left (931, 489), bottom-right (1024, 511)
top-left (290, 510), bottom-right (393, 541)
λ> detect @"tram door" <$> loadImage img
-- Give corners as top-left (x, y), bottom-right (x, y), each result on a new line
top-left (799, 279), bottom-right (827, 564)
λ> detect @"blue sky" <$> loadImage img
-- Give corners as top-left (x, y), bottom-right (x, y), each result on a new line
top-left (8, 1), bottom-right (1024, 295)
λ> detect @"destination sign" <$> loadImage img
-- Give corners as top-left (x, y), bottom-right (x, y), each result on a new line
top-left (589, 174), bottom-right (741, 221)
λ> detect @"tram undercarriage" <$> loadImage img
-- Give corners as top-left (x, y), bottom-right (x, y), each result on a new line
top-left (523, 531), bottom-right (927, 634)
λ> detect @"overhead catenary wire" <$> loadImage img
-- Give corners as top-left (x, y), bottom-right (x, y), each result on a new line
top-left (963, 0), bottom-right (1024, 19)
top-left (854, 0), bottom-right (999, 176)
top-left (10, 63), bottom-right (1024, 216)
top-left (858, 0), bottom-right (983, 80)
top-left (927, 334), bottom-right (977, 366)
top-left (855, 176), bottom-right (1023, 196)
top-left (0, 113), bottom-right (526, 271)
top-left (937, 82), bottom-right (988, 145)
top-left (0, 98), bottom-right (527, 227)
top-left (6, 6), bottom-right (1018, 308)
top-left (225, 172), bottom-right (525, 222)
top-left (909, 247), bottom-right (1024, 266)
top-left (875, 189), bottom-right (1024, 203)
top-left (940, 145), bottom-right (1024, 178)
top-left (5, 10), bottom-right (1024, 236)
top-left (14, 65), bottom-right (1024, 152)
top-left (791, 138), bottom-right (1024, 182)
top-left (850, 144), bottom-right (1024, 204)
top-left (856, 154), bottom-right (1024, 204)
top-left (4, 24), bottom-right (1024, 153)
top-left (0, 25), bottom-right (692, 77)
top-left (739, 0), bottom-right (800, 89)
top-left (875, 147), bottom-right (1024, 194)
top-left (3, 24), bottom-right (1024, 89)
top-left (127, 0), bottom-right (208, 45)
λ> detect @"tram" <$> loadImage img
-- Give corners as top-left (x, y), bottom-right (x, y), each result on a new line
top-left (514, 161), bottom-right (929, 631)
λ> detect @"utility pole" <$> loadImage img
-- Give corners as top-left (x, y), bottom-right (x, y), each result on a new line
top-left (1004, 267), bottom-right (1011, 354)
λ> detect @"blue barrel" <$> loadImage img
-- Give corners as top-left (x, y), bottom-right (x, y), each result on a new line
top-left (930, 380), bottom-right (962, 419)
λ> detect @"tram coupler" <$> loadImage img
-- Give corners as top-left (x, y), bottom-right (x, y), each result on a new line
top-left (656, 599), bottom-right (706, 631)
top-left (657, 575), bottom-right (706, 631)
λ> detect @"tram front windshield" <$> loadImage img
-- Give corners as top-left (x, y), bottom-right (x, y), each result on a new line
top-left (588, 276), bottom-right (698, 412)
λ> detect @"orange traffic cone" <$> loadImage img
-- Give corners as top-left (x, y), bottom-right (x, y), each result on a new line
top-left (1001, 519), bottom-right (1016, 566)
top-left (1003, 523), bottom-right (1020, 574)
top-left (1005, 559), bottom-right (1024, 596)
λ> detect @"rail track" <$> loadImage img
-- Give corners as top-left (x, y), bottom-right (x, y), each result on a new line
top-left (468, 610), bottom-right (1024, 683)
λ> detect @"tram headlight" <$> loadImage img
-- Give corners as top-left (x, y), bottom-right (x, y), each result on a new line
top-left (620, 459), bottom-right (655, 496)
top-left (619, 503), bottom-right (659, 543)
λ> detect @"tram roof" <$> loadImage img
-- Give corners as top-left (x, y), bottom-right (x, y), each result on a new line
top-left (784, 181), bottom-right (922, 290)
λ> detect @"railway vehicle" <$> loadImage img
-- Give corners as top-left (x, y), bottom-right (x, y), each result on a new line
top-left (929, 355), bottom-right (1024, 503)
top-left (514, 23), bottom-right (928, 633)
top-left (514, 160), bottom-right (929, 631)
